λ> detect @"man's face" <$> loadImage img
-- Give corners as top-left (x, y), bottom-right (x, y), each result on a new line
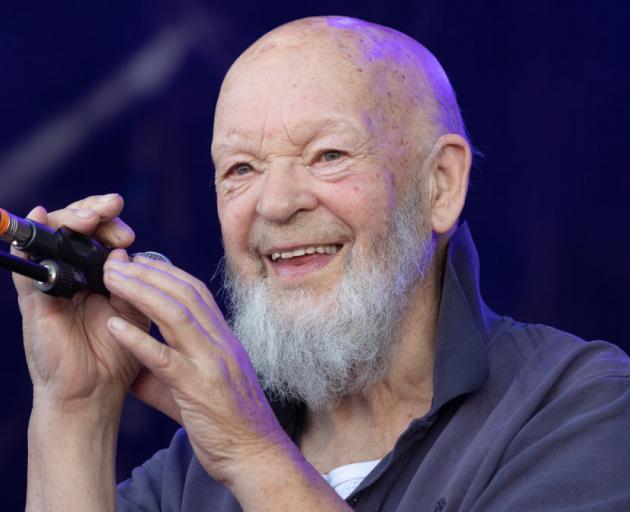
top-left (211, 31), bottom-right (436, 407)
top-left (212, 38), bottom-right (423, 301)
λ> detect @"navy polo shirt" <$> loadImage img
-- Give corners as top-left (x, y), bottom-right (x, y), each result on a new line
top-left (117, 224), bottom-right (630, 511)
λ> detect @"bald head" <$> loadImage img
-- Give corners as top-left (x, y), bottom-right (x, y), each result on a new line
top-left (215, 16), bottom-right (468, 155)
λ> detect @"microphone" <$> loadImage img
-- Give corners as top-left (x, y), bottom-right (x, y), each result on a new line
top-left (0, 207), bottom-right (170, 299)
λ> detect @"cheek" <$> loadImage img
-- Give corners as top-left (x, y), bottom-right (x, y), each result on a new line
top-left (218, 206), bottom-right (262, 283)
top-left (217, 195), bottom-right (254, 255)
top-left (322, 169), bottom-right (396, 241)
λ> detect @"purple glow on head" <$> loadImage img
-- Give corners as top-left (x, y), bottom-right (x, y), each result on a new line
top-left (326, 16), bottom-right (361, 29)
top-left (326, 17), bottom-right (410, 64)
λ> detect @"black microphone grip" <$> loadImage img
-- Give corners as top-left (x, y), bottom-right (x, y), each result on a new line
top-left (26, 222), bottom-right (111, 296)
top-left (23, 221), bottom-right (110, 271)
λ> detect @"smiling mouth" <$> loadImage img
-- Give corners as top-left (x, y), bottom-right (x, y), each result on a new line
top-left (270, 244), bottom-right (342, 261)
top-left (265, 243), bottom-right (344, 279)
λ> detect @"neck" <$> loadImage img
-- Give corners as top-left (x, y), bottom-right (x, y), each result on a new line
top-left (300, 246), bottom-right (445, 472)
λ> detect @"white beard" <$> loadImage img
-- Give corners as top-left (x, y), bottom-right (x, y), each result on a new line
top-left (223, 178), bottom-right (434, 410)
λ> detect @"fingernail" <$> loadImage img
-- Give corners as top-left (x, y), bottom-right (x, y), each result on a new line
top-left (108, 317), bottom-right (128, 331)
top-left (106, 259), bottom-right (126, 269)
top-left (108, 248), bottom-right (128, 260)
top-left (99, 193), bottom-right (118, 203)
top-left (74, 209), bottom-right (93, 218)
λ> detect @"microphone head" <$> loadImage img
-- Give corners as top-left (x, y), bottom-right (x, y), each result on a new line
top-left (131, 251), bottom-right (172, 264)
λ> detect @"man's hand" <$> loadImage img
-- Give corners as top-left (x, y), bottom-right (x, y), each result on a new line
top-left (102, 255), bottom-right (289, 483)
top-left (14, 194), bottom-right (148, 411)
top-left (16, 194), bottom-right (149, 512)
top-left (102, 256), bottom-right (352, 511)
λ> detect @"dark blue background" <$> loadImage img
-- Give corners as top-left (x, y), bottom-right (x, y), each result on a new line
top-left (1, 1), bottom-right (629, 508)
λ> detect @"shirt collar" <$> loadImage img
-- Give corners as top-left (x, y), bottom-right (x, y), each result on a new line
top-left (429, 221), bottom-right (496, 413)
top-left (269, 222), bottom-right (496, 429)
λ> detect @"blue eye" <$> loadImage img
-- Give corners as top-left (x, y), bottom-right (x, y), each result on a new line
top-left (321, 150), bottom-right (344, 162)
top-left (230, 163), bottom-right (254, 176)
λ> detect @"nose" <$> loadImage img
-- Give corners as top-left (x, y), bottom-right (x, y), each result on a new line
top-left (255, 163), bottom-right (319, 223)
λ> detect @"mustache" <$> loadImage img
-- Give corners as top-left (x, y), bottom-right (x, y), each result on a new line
top-left (247, 214), bottom-right (352, 255)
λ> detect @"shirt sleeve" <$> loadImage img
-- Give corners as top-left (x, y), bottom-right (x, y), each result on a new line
top-left (116, 428), bottom-right (194, 512)
top-left (469, 372), bottom-right (630, 511)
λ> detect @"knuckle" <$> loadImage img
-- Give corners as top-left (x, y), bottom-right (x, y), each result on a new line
top-left (45, 211), bottom-right (64, 228)
top-left (49, 209), bottom-right (95, 231)
top-left (169, 303), bottom-right (194, 327)
top-left (181, 282), bottom-right (201, 305)
top-left (97, 221), bottom-right (132, 247)
top-left (126, 282), bottom-right (150, 309)
top-left (68, 195), bottom-right (98, 209)
top-left (188, 275), bottom-right (205, 290)
top-left (128, 261), bottom-right (147, 279)
top-left (152, 342), bottom-right (173, 371)
top-left (191, 279), bottom-right (211, 300)
top-left (122, 274), bottom-right (141, 293)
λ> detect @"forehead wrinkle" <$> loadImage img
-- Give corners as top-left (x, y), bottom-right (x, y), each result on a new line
top-left (212, 131), bottom-right (259, 161)
top-left (214, 116), bottom-right (372, 162)
top-left (213, 108), bottom-right (276, 162)
top-left (281, 115), bottom-right (372, 148)
top-left (278, 109), bottom-right (299, 149)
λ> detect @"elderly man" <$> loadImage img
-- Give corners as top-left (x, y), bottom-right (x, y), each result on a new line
top-left (18, 16), bottom-right (630, 512)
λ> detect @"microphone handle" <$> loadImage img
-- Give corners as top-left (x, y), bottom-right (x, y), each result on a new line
top-left (1, 208), bottom-right (170, 299)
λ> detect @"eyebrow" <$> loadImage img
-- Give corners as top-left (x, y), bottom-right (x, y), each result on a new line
top-left (211, 134), bottom-right (259, 161)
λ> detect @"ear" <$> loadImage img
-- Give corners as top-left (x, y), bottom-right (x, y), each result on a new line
top-left (426, 134), bottom-right (471, 234)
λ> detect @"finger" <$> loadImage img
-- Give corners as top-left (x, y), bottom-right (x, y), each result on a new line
top-left (92, 217), bottom-right (135, 248)
top-left (109, 257), bottom-right (229, 341)
top-left (107, 250), bottom-right (151, 330)
top-left (48, 193), bottom-right (124, 227)
top-left (131, 368), bottom-right (182, 424)
top-left (103, 268), bottom-right (214, 355)
top-left (132, 255), bottom-right (227, 327)
top-left (107, 316), bottom-right (183, 387)
top-left (46, 194), bottom-right (134, 248)
top-left (105, 257), bottom-right (227, 332)
top-left (67, 193), bottom-right (125, 219)
top-left (45, 207), bottom-right (102, 235)
top-left (46, 211), bottom-right (134, 248)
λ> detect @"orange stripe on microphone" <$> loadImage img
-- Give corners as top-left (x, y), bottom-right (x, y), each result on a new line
top-left (0, 209), bottom-right (10, 236)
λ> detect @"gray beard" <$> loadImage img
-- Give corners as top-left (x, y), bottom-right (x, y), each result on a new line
top-left (223, 180), bottom-right (434, 410)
